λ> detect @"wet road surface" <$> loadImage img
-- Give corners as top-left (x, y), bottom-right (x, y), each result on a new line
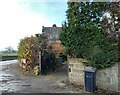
top-left (0, 60), bottom-right (84, 93)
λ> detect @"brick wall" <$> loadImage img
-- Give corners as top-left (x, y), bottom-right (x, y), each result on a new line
top-left (68, 58), bottom-right (118, 91)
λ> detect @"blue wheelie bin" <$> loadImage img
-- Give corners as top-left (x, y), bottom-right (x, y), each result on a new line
top-left (83, 67), bottom-right (97, 92)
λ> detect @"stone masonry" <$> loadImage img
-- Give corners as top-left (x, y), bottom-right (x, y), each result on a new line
top-left (68, 58), bottom-right (118, 91)
top-left (96, 63), bottom-right (118, 91)
top-left (68, 58), bottom-right (85, 86)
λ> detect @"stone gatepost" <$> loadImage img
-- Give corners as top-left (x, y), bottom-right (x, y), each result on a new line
top-left (68, 58), bottom-right (85, 86)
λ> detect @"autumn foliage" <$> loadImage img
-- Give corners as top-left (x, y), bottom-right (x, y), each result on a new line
top-left (52, 40), bottom-right (64, 57)
top-left (18, 36), bottom-right (39, 69)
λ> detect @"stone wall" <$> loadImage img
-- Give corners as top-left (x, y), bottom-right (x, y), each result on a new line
top-left (96, 63), bottom-right (118, 91)
top-left (68, 58), bottom-right (119, 91)
top-left (68, 58), bottom-right (85, 85)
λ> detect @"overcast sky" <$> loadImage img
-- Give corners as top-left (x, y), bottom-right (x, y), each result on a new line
top-left (0, 0), bottom-right (67, 51)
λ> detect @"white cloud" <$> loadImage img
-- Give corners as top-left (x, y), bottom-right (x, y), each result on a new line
top-left (0, 0), bottom-right (52, 50)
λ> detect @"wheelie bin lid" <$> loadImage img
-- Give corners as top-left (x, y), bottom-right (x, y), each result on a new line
top-left (83, 67), bottom-right (96, 73)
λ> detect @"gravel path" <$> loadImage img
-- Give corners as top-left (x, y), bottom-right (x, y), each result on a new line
top-left (0, 60), bottom-right (84, 93)
top-left (0, 60), bottom-right (119, 94)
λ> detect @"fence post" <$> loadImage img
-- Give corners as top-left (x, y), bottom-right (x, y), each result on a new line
top-left (39, 52), bottom-right (41, 72)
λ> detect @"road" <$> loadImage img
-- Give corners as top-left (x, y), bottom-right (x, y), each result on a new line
top-left (0, 60), bottom-right (84, 93)
top-left (0, 60), bottom-right (17, 65)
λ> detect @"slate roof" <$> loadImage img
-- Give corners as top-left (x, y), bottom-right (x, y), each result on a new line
top-left (42, 26), bottom-right (62, 40)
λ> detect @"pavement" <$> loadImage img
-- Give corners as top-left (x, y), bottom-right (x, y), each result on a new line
top-left (0, 60), bottom-right (84, 94)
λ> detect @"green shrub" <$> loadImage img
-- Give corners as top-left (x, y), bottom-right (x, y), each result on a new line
top-left (60, 2), bottom-right (117, 69)
top-left (18, 36), bottom-right (39, 69)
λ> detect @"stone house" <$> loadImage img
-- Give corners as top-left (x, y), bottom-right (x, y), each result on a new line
top-left (42, 24), bottom-right (61, 42)
top-left (42, 24), bottom-right (64, 57)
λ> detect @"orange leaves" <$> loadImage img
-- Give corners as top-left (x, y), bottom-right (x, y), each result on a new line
top-left (52, 40), bottom-right (64, 57)
top-left (52, 40), bottom-right (64, 52)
